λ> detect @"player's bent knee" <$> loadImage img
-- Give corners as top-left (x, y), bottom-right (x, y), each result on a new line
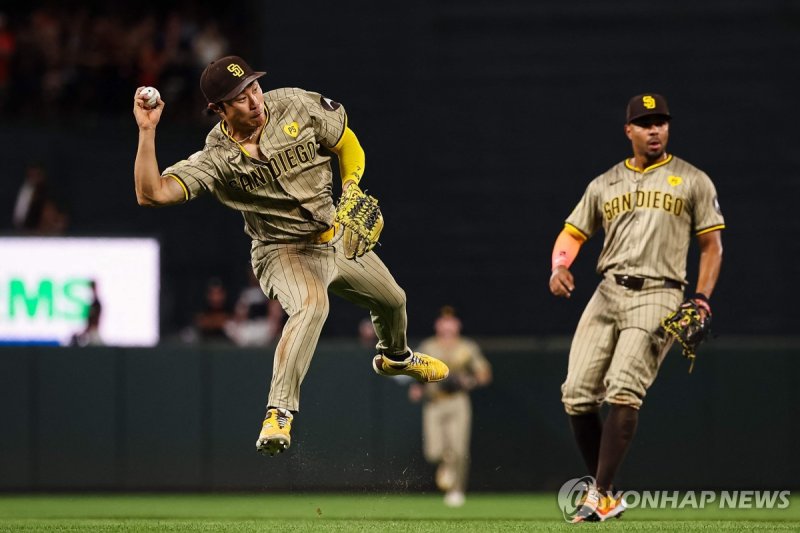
top-left (390, 286), bottom-right (406, 309)
top-left (298, 294), bottom-right (330, 324)
top-left (561, 381), bottom-right (602, 415)
top-left (377, 286), bottom-right (406, 315)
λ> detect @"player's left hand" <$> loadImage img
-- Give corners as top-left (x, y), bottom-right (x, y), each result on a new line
top-left (335, 183), bottom-right (384, 260)
top-left (550, 266), bottom-right (575, 298)
top-left (660, 297), bottom-right (712, 373)
top-left (692, 297), bottom-right (711, 321)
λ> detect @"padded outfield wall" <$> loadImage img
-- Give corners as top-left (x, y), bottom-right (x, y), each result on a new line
top-left (1, 339), bottom-right (797, 492)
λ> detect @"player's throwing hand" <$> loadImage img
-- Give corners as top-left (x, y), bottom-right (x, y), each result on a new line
top-left (133, 87), bottom-right (164, 130)
top-left (131, 55), bottom-right (451, 458)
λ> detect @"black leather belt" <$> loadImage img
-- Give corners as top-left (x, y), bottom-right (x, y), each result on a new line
top-left (613, 274), bottom-right (682, 291)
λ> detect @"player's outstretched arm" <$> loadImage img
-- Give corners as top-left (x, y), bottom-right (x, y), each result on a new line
top-left (132, 88), bottom-right (185, 207)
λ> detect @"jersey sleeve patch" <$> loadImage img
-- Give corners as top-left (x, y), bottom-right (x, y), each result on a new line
top-left (300, 90), bottom-right (347, 149)
top-left (320, 96), bottom-right (341, 111)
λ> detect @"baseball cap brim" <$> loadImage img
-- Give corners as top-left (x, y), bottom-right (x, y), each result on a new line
top-left (628, 111), bottom-right (671, 123)
top-left (217, 71), bottom-right (266, 102)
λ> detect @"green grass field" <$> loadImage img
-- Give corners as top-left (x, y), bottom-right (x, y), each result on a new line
top-left (0, 493), bottom-right (797, 532)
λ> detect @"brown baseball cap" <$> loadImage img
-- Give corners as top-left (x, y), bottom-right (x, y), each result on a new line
top-left (200, 55), bottom-right (266, 103)
top-left (626, 93), bottom-right (671, 123)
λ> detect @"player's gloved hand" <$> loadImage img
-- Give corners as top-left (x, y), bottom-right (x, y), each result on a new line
top-left (690, 295), bottom-right (711, 320)
top-left (133, 87), bottom-right (164, 131)
top-left (438, 375), bottom-right (465, 394)
top-left (659, 294), bottom-right (712, 373)
top-left (335, 182), bottom-right (384, 260)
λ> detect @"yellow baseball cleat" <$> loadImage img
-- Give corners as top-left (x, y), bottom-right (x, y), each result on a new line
top-left (255, 408), bottom-right (293, 456)
top-left (372, 351), bottom-right (449, 382)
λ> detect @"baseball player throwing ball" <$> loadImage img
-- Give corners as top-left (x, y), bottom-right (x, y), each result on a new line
top-left (132, 55), bottom-right (448, 457)
top-left (548, 94), bottom-right (724, 522)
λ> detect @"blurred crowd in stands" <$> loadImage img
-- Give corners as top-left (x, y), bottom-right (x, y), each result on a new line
top-left (0, 3), bottom-right (252, 119)
top-left (186, 273), bottom-right (286, 348)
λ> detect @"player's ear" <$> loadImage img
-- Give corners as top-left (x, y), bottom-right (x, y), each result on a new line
top-left (206, 103), bottom-right (222, 116)
top-left (623, 123), bottom-right (633, 140)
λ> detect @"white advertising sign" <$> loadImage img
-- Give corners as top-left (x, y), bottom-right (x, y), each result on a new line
top-left (0, 237), bottom-right (160, 346)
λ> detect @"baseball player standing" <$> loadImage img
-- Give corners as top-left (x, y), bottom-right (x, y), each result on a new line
top-left (132, 55), bottom-right (449, 457)
top-left (409, 306), bottom-right (492, 507)
top-left (548, 94), bottom-right (724, 522)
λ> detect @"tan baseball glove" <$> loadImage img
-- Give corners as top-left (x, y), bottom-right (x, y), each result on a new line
top-left (335, 183), bottom-right (383, 260)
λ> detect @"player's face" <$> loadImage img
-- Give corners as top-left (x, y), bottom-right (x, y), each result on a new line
top-left (221, 81), bottom-right (266, 132)
top-left (625, 117), bottom-right (670, 161)
top-left (435, 316), bottom-right (461, 339)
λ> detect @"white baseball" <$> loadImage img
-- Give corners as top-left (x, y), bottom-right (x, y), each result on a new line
top-left (141, 87), bottom-right (160, 108)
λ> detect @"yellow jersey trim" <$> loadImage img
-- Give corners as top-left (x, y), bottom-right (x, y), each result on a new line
top-left (220, 121), bottom-right (252, 157)
top-left (625, 154), bottom-right (673, 173)
top-left (564, 223), bottom-right (588, 242)
top-left (165, 174), bottom-right (189, 202)
top-left (695, 224), bottom-right (725, 236)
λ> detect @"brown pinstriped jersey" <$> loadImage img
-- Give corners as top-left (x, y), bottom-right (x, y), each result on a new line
top-left (566, 155), bottom-right (725, 283)
top-left (163, 88), bottom-right (347, 242)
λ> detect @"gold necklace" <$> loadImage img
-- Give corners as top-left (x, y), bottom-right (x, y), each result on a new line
top-left (234, 127), bottom-right (260, 143)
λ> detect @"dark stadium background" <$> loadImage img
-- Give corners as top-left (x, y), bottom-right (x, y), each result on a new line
top-left (1, 0), bottom-right (796, 339)
top-left (1, 0), bottom-right (798, 493)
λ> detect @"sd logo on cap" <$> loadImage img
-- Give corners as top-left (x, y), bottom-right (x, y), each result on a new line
top-left (626, 93), bottom-right (671, 123)
top-left (200, 55), bottom-right (266, 103)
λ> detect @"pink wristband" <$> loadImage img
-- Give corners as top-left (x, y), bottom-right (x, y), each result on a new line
top-left (551, 229), bottom-right (582, 271)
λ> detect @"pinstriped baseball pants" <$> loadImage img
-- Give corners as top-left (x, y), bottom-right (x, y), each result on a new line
top-left (251, 238), bottom-right (408, 411)
top-left (423, 393), bottom-right (471, 493)
top-left (561, 276), bottom-right (682, 415)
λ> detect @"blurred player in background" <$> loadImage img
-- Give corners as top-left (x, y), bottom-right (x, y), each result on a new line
top-left (132, 54), bottom-right (448, 457)
top-left (357, 316), bottom-right (378, 349)
top-left (409, 306), bottom-right (492, 507)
